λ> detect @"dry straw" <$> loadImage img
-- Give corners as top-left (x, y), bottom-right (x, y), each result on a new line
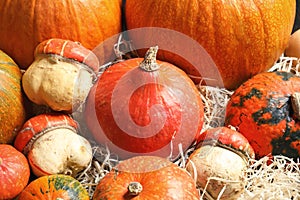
top-left (75, 35), bottom-right (300, 199)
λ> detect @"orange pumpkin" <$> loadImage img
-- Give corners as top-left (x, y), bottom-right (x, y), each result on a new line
top-left (84, 46), bottom-right (204, 160)
top-left (0, 50), bottom-right (26, 144)
top-left (0, 144), bottom-right (30, 199)
top-left (92, 156), bottom-right (200, 200)
top-left (18, 174), bottom-right (89, 200)
top-left (0, 0), bottom-right (122, 68)
top-left (225, 71), bottom-right (300, 159)
top-left (125, 0), bottom-right (296, 89)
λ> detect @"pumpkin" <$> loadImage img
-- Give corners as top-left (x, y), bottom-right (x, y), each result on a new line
top-left (0, 0), bottom-right (122, 68)
top-left (84, 46), bottom-right (204, 160)
top-left (18, 174), bottom-right (89, 200)
top-left (0, 50), bottom-right (26, 144)
top-left (125, 0), bottom-right (296, 90)
top-left (14, 113), bottom-right (93, 177)
top-left (285, 29), bottom-right (300, 66)
top-left (225, 71), bottom-right (300, 159)
top-left (186, 126), bottom-right (255, 200)
top-left (285, 0), bottom-right (300, 66)
top-left (0, 144), bottom-right (30, 199)
top-left (291, 0), bottom-right (300, 34)
top-left (22, 38), bottom-right (99, 112)
top-left (92, 155), bottom-right (199, 200)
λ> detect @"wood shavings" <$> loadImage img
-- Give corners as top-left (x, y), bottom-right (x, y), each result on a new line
top-left (75, 143), bottom-right (119, 198)
top-left (239, 155), bottom-right (300, 200)
top-left (198, 85), bottom-right (233, 130)
top-left (269, 56), bottom-right (300, 75)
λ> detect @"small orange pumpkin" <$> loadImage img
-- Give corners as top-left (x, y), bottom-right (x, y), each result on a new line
top-left (92, 156), bottom-right (200, 200)
top-left (225, 71), bottom-right (300, 159)
top-left (0, 144), bottom-right (30, 199)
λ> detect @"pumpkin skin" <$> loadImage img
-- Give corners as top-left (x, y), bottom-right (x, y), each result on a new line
top-left (0, 50), bottom-right (26, 144)
top-left (225, 71), bottom-right (300, 159)
top-left (0, 144), bottom-right (30, 199)
top-left (18, 174), bottom-right (89, 200)
top-left (84, 46), bottom-right (204, 160)
top-left (92, 156), bottom-right (200, 200)
top-left (0, 0), bottom-right (122, 68)
top-left (125, 0), bottom-right (296, 89)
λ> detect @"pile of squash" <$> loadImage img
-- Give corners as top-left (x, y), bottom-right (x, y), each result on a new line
top-left (0, 0), bottom-right (299, 199)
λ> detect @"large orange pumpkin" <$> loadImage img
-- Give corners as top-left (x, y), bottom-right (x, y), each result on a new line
top-left (0, 0), bottom-right (122, 68)
top-left (125, 0), bottom-right (296, 89)
top-left (0, 50), bottom-right (26, 144)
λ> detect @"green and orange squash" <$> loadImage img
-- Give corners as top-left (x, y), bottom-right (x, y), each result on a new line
top-left (225, 71), bottom-right (300, 159)
top-left (18, 174), bottom-right (89, 200)
top-left (0, 50), bottom-right (26, 144)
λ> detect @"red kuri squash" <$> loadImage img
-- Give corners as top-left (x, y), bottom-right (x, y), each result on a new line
top-left (0, 144), bottom-right (30, 199)
top-left (84, 46), bottom-right (204, 160)
top-left (0, 0), bottom-right (122, 68)
top-left (92, 156), bottom-right (200, 200)
top-left (125, 0), bottom-right (296, 89)
top-left (0, 50), bottom-right (26, 144)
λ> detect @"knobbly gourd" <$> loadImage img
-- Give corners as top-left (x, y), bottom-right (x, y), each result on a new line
top-left (14, 113), bottom-right (93, 177)
top-left (22, 38), bottom-right (99, 112)
top-left (186, 126), bottom-right (255, 200)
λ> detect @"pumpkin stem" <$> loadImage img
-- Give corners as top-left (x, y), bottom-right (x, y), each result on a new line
top-left (291, 92), bottom-right (300, 120)
top-left (139, 46), bottom-right (160, 72)
top-left (128, 181), bottom-right (143, 196)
